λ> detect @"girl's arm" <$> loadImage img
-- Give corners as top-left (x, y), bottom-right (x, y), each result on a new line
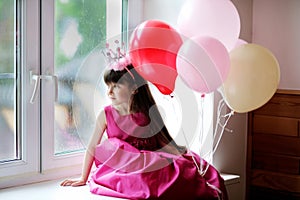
top-left (60, 110), bottom-right (107, 187)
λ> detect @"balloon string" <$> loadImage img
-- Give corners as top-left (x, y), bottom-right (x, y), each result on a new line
top-left (167, 93), bottom-right (205, 177)
top-left (181, 127), bottom-right (202, 175)
top-left (181, 126), bottom-right (209, 177)
top-left (206, 182), bottom-right (223, 200)
top-left (198, 94), bottom-right (205, 172)
top-left (199, 95), bottom-right (205, 148)
top-left (202, 98), bottom-right (234, 162)
top-left (212, 98), bottom-right (234, 155)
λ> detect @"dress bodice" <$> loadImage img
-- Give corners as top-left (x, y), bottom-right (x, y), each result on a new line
top-left (104, 105), bottom-right (159, 150)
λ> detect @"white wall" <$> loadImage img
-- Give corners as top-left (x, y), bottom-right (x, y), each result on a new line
top-left (142, 0), bottom-right (184, 28)
top-left (253, 0), bottom-right (300, 90)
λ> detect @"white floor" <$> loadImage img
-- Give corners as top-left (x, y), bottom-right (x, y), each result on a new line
top-left (0, 174), bottom-right (239, 200)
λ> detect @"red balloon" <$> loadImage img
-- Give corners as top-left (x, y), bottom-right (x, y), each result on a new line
top-left (129, 20), bottom-right (183, 95)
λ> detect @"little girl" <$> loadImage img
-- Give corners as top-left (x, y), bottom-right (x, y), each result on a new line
top-left (61, 61), bottom-right (228, 200)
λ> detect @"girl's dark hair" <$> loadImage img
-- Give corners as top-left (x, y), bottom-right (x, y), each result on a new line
top-left (104, 64), bottom-right (186, 153)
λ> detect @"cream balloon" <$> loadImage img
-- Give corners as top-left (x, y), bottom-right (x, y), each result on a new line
top-left (222, 44), bottom-right (280, 113)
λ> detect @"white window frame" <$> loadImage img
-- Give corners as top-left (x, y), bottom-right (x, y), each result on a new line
top-left (0, 0), bottom-right (124, 188)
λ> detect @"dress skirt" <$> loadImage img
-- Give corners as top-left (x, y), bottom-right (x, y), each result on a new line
top-left (88, 137), bottom-right (227, 200)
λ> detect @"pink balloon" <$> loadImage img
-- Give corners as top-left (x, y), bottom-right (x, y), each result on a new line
top-left (177, 0), bottom-right (240, 51)
top-left (176, 36), bottom-right (230, 93)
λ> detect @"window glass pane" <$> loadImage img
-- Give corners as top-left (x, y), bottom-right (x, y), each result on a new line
top-left (54, 0), bottom-right (106, 154)
top-left (0, 0), bottom-right (18, 162)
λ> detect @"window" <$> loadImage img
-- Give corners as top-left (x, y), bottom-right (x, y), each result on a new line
top-left (0, 0), bottom-right (19, 163)
top-left (0, 0), bottom-right (125, 188)
top-left (53, 0), bottom-right (108, 155)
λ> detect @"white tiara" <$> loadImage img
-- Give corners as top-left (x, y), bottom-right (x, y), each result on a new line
top-left (102, 40), bottom-right (132, 71)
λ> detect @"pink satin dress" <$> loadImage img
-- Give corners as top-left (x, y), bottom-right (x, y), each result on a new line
top-left (88, 105), bottom-right (228, 200)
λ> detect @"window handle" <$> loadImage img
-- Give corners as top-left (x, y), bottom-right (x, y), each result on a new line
top-left (30, 71), bottom-right (58, 104)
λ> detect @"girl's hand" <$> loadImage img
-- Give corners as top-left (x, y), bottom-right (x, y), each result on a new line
top-left (60, 178), bottom-right (86, 187)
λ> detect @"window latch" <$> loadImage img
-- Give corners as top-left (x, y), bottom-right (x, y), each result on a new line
top-left (29, 71), bottom-right (58, 104)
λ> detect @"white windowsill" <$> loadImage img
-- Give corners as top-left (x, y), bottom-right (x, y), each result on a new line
top-left (0, 174), bottom-right (240, 200)
top-left (221, 173), bottom-right (240, 186)
top-left (0, 178), bottom-right (117, 200)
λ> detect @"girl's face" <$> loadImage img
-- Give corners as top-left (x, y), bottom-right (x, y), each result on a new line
top-left (106, 82), bottom-right (134, 109)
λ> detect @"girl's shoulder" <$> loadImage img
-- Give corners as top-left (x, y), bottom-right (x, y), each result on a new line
top-left (104, 105), bottom-right (112, 112)
top-left (101, 105), bottom-right (114, 118)
top-left (94, 109), bottom-right (107, 130)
